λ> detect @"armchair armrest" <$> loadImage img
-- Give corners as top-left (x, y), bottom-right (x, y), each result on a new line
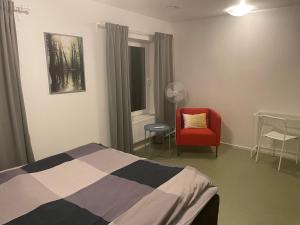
top-left (210, 109), bottom-right (221, 145)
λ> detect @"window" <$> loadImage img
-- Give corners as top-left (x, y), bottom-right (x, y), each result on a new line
top-left (129, 42), bottom-right (147, 114)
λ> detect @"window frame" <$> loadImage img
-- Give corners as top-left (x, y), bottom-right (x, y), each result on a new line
top-left (128, 41), bottom-right (150, 116)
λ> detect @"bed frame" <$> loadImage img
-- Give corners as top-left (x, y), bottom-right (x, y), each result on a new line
top-left (191, 194), bottom-right (220, 225)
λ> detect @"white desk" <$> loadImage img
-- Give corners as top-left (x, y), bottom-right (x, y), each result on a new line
top-left (251, 111), bottom-right (300, 157)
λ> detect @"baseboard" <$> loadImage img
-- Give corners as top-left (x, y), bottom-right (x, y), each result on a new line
top-left (221, 141), bottom-right (298, 160)
top-left (221, 142), bottom-right (251, 151)
top-left (134, 142), bottom-right (149, 151)
top-left (134, 140), bottom-right (298, 160)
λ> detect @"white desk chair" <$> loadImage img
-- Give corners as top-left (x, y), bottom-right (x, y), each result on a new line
top-left (255, 115), bottom-right (300, 171)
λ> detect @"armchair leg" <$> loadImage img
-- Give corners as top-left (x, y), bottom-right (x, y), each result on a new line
top-left (216, 146), bottom-right (218, 158)
top-left (177, 145), bottom-right (181, 156)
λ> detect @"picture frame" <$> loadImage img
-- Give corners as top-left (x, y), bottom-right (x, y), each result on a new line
top-left (44, 33), bottom-right (86, 94)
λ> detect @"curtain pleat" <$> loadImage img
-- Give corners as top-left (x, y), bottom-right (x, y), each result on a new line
top-left (154, 32), bottom-right (175, 127)
top-left (105, 23), bottom-right (133, 153)
top-left (0, 0), bottom-right (35, 170)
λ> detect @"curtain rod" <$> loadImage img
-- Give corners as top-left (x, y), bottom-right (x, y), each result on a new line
top-left (14, 6), bottom-right (30, 15)
top-left (96, 23), bottom-right (154, 37)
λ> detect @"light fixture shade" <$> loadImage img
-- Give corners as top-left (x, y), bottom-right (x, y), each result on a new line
top-left (226, 2), bottom-right (254, 17)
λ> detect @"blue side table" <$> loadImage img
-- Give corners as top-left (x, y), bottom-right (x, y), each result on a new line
top-left (144, 123), bottom-right (171, 155)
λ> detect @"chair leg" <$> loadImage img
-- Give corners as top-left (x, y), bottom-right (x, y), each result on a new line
top-left (250, 146), bottom-right (256, 158)
top-left (256, 135), bottom-right (263, 162)
top-left (216, 146), bottom-right (218, 158)
top-left (296, 139), bottom-right (299, 165)
top-left (278, 141), bottom-right (285, 171)
top-left (176, 145), bottom-right (181, 156)
top-left (272, 139), bottom-right (275, 156)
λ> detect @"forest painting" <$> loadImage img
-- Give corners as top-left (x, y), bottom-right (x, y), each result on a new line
top-left (44, 33), bottom-right (86, 94)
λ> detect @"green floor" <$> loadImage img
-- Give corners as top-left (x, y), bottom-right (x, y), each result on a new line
top-left (135, 140), bottom-right (300, 225)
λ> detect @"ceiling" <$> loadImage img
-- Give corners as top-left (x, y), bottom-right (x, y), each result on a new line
top-left (95, 0), bottom-right (300, 22)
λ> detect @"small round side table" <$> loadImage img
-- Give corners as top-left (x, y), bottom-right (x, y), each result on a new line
top-left (144, 123), bottom-right (171, 156)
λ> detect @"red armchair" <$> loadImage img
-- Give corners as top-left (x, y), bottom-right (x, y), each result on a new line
top-left (176, 108), bottom-right (221, 157)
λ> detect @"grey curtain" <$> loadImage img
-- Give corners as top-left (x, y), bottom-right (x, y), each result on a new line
top-left (0, 0), bottom-right (34, 170)
top-left (154, 32), bottom-right (175, 127)
top-left (105, 23), bottom-right (133, 153)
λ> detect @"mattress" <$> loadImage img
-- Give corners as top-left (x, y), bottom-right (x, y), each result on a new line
top-left (0, 143), bottom-right (217, 225)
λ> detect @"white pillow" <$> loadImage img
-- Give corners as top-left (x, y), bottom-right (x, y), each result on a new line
top-left (183, 113), bottom-right (207, 128)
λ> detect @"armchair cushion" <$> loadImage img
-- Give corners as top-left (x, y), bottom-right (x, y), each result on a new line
top-left (179, 128), bottom-right (216, 146)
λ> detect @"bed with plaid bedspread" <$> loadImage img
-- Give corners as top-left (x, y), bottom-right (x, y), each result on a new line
top-left (0, 143), bottom-right (217, 225)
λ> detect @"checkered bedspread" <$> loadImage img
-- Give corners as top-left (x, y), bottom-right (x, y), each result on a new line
top-left (0, 143), bottom-right (215, 225)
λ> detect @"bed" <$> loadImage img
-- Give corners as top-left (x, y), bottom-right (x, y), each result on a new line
top-left (0, 143), bottom-right (219, 225)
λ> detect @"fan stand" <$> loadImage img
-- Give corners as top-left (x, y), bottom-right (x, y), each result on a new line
top-left (165, 102), bottom-right (177, 137)
top-left (164, 81), bottom-right (187, 143)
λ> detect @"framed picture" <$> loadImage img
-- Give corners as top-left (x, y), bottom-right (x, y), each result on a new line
top-left (44, 33), bottom-right (86, 94)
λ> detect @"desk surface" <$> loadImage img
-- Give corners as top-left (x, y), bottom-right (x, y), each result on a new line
top-left (254, 111), bottom-right (300, 129)
top-left (255, 111), bottom-right (300, 121)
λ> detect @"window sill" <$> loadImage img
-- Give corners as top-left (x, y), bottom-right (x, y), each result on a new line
top-left (132, 114), bottom-right (155, 124)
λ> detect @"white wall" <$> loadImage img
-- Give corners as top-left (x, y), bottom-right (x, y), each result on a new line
top-left (14, 0), bottom-right (300, 159)
top-left (14, 0), bottom-right (172, 160)
top-left (173, 6), bottom-right (300, 152)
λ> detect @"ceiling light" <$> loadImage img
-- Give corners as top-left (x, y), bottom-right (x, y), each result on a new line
top-left (226, 0), bottom-right (254, 17)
